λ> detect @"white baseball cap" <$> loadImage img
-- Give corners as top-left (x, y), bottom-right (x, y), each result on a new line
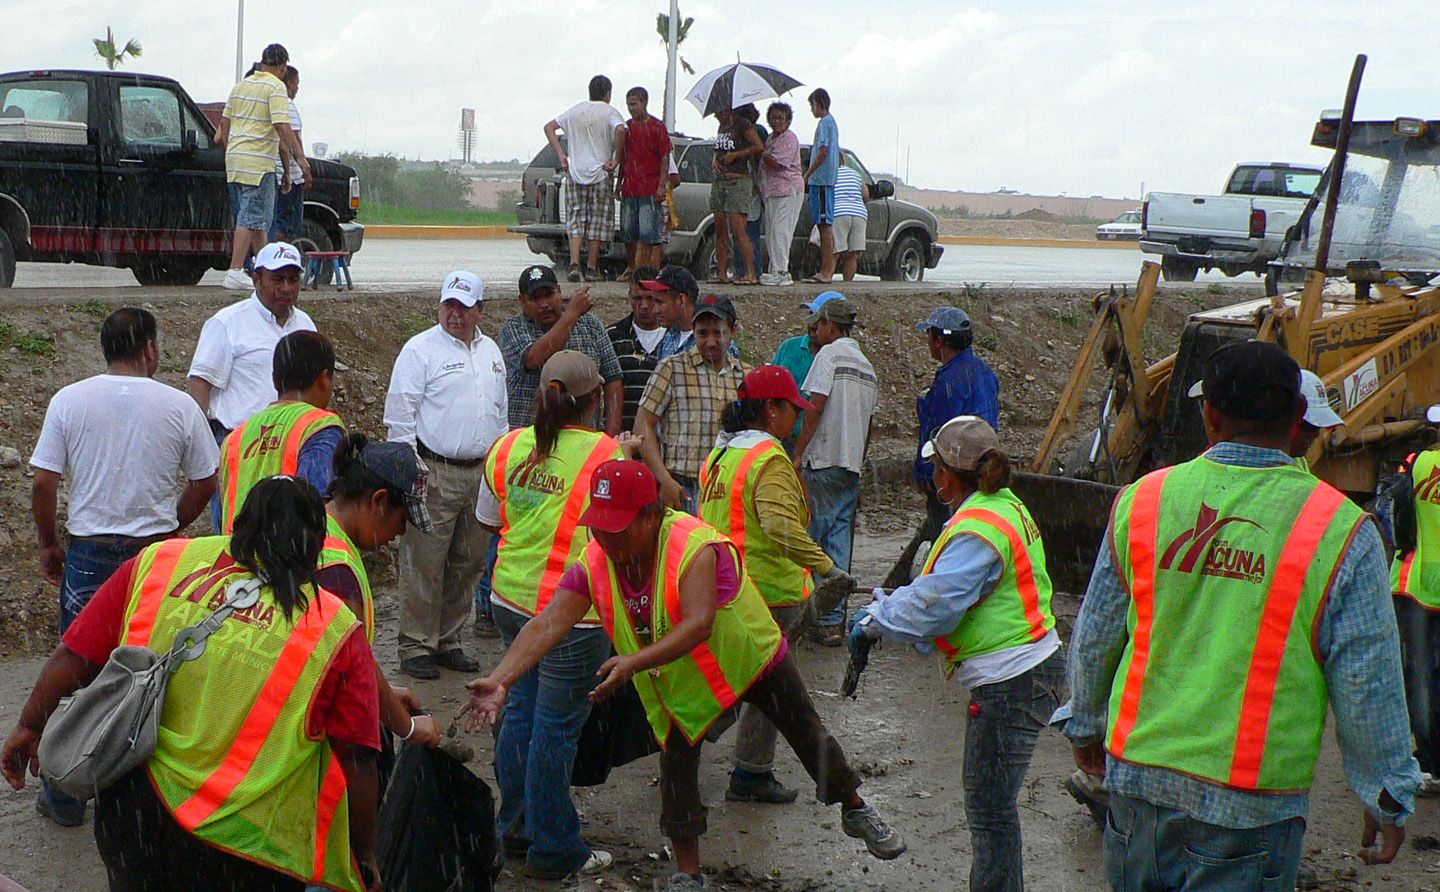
top-left (440, 270), bottom-right (484, 307)
top-left (1299, 370), bottom-right (1343, 428)
top-left (255, 241), bottom-right (303, 271)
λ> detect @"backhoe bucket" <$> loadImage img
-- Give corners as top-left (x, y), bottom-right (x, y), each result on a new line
top-left (1010, 471), bottom-right (1121, 596)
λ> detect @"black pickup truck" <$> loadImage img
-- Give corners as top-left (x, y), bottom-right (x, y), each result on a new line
top-left (0, 69), bottom-right (363, 287)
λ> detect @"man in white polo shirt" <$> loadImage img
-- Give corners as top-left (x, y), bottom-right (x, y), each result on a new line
top-left (30, 307), bottom-right (219, 826)
top-left (384, 271), bottom-right (509, 679)
top-left (186, 241), bottom-right (316, 446)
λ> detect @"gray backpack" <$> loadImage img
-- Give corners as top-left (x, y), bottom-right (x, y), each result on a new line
top-left (38, 578), bottom-right (262, 801)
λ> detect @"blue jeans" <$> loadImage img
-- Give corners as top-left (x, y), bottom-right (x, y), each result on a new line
top-left (473, 534), bottom-right (499, 622)
top-left (803, 467), bottom-right (859, 623)
top-left (963, 649), bottom-right (1066, 892)
top-left (493, 607), bottom-right (611, 875)
top-left (1104, 792), bottom-right (1306, 892)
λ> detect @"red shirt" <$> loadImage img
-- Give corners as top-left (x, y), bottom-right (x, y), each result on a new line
top-left (64, 556), bottom-right (381, 749)
top-left (621, 115), bottom-right (673, 198)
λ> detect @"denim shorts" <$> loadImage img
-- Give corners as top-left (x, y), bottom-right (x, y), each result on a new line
top-left (808, 184), bottom-right (835, 226)
top-left (620, 195), bottom-right (663, 244)
top-left (229, 173), bottom-right (276, 231)
top-left (270, 181), bottom-right (304, 240)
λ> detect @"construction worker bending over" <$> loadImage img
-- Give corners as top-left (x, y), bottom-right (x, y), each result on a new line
top-left (467, 460), bottom-right (904, 892)
top-left (1066, 340), bottom-right (1420, 891)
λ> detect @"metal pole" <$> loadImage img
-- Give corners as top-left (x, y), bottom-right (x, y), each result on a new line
top-left (1314, 53), bottom-right (1366, 274)
top-left (664, 0), bottom-right (679, 130)
top-left (235, 0), bottom-right (245, 83)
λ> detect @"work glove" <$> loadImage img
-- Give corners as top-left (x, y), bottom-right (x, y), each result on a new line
top-left (847, 605), bottom-right (881, 655)
top-left (812, 566), bottom-right (857, 616)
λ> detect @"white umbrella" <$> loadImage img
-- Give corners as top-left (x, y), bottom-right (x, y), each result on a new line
top-left (685, 61), bottom-right (803, 117)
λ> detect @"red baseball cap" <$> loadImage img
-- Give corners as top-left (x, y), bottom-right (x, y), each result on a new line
top-left (579, 460), bottom-right (660, 532)
top-left (738, 365), bottom-right (814, 411)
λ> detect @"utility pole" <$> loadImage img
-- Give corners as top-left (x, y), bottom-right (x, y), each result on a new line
top-left (664, 0), bottom-right (679, 130)
top-left (235, 0), bottom-right (245, 83)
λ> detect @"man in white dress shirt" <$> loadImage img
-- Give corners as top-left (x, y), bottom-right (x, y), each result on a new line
top-left (384, 271), bottom-right (509, 679)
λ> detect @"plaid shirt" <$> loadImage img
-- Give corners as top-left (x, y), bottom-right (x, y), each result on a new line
top-left (497, 312), bottom-right (622, 430)
top-left (638, 347), bottom-right (751, 478)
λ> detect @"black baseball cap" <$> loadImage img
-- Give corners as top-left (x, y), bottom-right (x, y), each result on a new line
top-left (1186, 340), bottom-right (1302, 422)
top-left (519, 264), bottom-right (560, 296)
top-left (693, 293), bottom-right (737, 324)
top-left (641, 265), bottom-right (699, 299)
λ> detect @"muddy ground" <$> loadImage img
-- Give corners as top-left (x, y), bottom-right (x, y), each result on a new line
top-left (2, 275), bottom-right (1435, 890)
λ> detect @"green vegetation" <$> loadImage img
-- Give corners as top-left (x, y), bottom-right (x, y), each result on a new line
top-left (335, 152), bottom-right (475, 212)
top-left (70, 299), bottom-right (112, 317)
top-left (931, 205), bottom-right (1104, 225)
top-left (976, 333), bottom-right (1000, 352)
top-left (358, 204), bottom-right (516, 226)
top-left (1050, 306), bottom-right (1084, 327)
top-left (94, 27), bottom-right (142, 70)
top-left (17, 330), bottom-right (55, 357)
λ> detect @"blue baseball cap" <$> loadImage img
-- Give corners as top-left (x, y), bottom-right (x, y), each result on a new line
top-left (916, 306), bottom-right (972, 335)
top-left (803, 291), bottom-right (844, 313)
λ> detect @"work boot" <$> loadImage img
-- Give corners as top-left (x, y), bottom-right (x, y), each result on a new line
top-left (725, 771), bottom-right (798, 804)
top-left (1065, 768), bottom-right (1109, 830)
top-left (567, 266), bottom-right (583, 283)
top-left (473, 613), bottom-right (501, 639)
top-left (435, 649), bottom-right (480, 672)
top-left (399, 654), bottom-right (441, 680)
top-left (841, 804), bottom-right (906, 860)
top-left (524, 848), bottom-right (612, 880)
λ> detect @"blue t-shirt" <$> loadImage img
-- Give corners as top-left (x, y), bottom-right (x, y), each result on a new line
top-left (915, 349), bottom-right (1000, 483)
top-left (810, 114), bottom-right (840, 187)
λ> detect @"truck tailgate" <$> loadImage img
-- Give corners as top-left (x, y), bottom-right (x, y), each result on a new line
top-left (1145, 192), bottom-right (1254, 240)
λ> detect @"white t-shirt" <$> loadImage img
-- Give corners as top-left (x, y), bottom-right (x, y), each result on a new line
top-left (383, 325), bottom-right (509, 461)
top-left (635, 324), bottom-right (666, 355)
top-left (801, 338), bottom-right (878, 474)
top-left (187, 294), bottom-right (317, 431)
top-left (555, 101), bottom-right (624, 186)
top-left (274, 99), bottom-right (303, 184)
top-left (30, 375), bottom-right (221, 538)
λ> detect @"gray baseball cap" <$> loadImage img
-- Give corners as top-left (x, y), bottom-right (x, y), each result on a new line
top-left (358, 441), bottom-right (434, 533)
top-left (916, 306), bottom-right (972, 334)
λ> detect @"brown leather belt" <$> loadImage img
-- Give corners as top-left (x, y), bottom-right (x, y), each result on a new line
top-left (416, 441), bottom-right (484, 468)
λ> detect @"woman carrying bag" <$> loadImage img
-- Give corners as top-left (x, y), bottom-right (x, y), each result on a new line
top-left (2, 476), bottom-right (383, 892)
top-left (698, 364), bottom-right (853, 804)
top-left (849, 415), bottom-right (1064, 892)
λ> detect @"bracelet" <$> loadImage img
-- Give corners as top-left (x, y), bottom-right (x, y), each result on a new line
top-left (399, 716), bottom-right (417, 741)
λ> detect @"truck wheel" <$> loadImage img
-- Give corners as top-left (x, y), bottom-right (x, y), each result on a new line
top-left (131, 259), bottom-right (207, 287)
top-left (292, 219), bottom-right (336, 286)
top-left (881, 233), bottom-right (926, 282)
top-left (0, 228), bottom-right (14, 288)
top-left (1161, 256), bottom-right (1198, 282)
top-left (687, 231), bottom-right (716, 281)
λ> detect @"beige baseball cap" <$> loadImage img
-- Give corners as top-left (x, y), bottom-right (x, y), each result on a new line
top-left (921, 415), bottom-right (1000, 471)
top-left (540, 350), bottom-right (602, 397)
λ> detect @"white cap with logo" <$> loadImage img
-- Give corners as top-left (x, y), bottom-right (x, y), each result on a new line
top-left (1299, 370), bottom-right (1343, 428)
top-left (255, 241), bottom-right (304, 271)
top-left (440, 270), bottom-right (484, 307)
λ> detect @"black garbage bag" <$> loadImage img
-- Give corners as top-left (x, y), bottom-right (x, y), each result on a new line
top-left (570, 677), bottom-right (661, 786)
top-left (378, 742), bottom-right (502, 892)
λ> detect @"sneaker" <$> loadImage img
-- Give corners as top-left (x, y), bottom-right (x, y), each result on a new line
top-left (842, 804), bottom-right (906, 860)
top-left (583, 270), bottom-right (602, 283)
top-left (221, 268), bottom-right (253, 291)
top-left (473, 614), bottom-right (501, 639)
top-left (399, 654), bottom-right (441, 680)
top-left (435, 649), bottom-right (480, 672)
top-left (775, 273), bottom-right (794, 286)
top-left (525, 849), bottom-right (613, 880)
top-left (567, 267), bottom-right (583, 283)
top-left (726, 771), bottom-right (799, 804)
top-left (36, 789), bottom-right (85, 827)
top-left (658, 871), bottom-right (709, 891)
top-left (758, 272), bottom-right (781, 286)
top-left (1420, 771), bottom-right (1440, 796)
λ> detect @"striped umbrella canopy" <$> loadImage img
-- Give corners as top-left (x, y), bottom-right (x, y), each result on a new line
top-left (685, 62), bottom-right (803, 117)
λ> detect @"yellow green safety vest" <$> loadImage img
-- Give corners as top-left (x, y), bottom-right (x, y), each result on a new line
top-left (698, 436), bottom-right (812, 606)
top-left (586, 511), bottom-right (782, 746)
top-left (121, 537), bottom-right (365, 892)
top-left (218, 401), bottom-right (341, 533)
top-left (320, 513), bottom-right (375, 643)
top-left (1106, 456), bottom-right (1362, 791)
top-left (921, 488), bottom-right (1055, 670)
top-left (484, 426), bottom-right (622, 621)
top-left (1394, 449), bottom-right (1440, 609)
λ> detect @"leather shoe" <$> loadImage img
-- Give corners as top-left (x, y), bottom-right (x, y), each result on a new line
top-left (435, 649), bottom-right (480, 672)
top-left (400, 655), bottom-right (441, 680)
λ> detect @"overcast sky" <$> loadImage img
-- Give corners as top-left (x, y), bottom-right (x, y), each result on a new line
top-left (8, 0), bottom-right (1440, 198)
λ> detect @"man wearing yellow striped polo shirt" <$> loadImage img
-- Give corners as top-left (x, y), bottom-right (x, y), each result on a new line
top-left (217, 43), bottom-right (311, 291)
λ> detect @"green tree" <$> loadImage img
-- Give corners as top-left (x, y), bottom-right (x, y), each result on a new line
top-left (93, 27), bottom-right (142, 71)
top-left (657, 7), bottom-right (695, 121)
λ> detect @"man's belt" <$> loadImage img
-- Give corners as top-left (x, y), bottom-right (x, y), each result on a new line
top-left (416, 441), bottom-right (484, 468)
top-left (68, 531), bottom-right (174, 550)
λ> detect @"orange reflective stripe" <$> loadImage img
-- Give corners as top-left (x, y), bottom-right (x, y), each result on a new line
top-left (490, 429), bottom-right (525, 544)
top-left (954, 507), bottom-right (1047, 640)
top-left (727, 441), bottom-right (779, 553)
top-left (536, 438), bottom-right (617, 613)
top-left (280, 410), bottom-right (336, 475)
top-left (1399, 551), bottom-right (1416, 593)
top-left (222, 424), bottom-right (245, 527)
top-left (588, 544), bottom-right (617, 639)
top-left (1228, 483), bottom-right (1346, 787)
top-left (125, 539), bottom-right (192, 646)
top-left (1110, 468), bottom-right (1171, 757)
top-left (171, 592), bottom-right (348, 829)
top-left (662, 517), bottom-right (738, 704)
top-left (312, 752), bottom-right (348, 879)
top-left (322, 535), bottom-right (372, 634)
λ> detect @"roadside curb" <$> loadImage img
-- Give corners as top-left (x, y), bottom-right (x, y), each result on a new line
top-left (936, 236), bottom-right (1139, 249)
top-left (364, 224), bottom-right (523, 239)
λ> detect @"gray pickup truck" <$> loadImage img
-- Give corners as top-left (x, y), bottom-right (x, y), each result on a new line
top-left (1140, 162), bottom-right (1322, 282)
top-left (512, 135), bottom-right (943, 281)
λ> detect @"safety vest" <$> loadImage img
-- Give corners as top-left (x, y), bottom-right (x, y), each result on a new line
top-left (218, 401), bottom-right (341, 533)
top-left (698, 436), bottom-right (812, 606)
top-left (485, 426), bottom-right (621, 620)
top-left (1106, 456), bottom-right (1363, 791)
top-left (586, 511), bottom-right (782, 746)
top-left (1393, 449), bottom-right (1440, 609)
top-left (320, 513), bottom-right (375, 643)
top-left (922, 488), bottom-right (1055, 670)
top-left (121, 537), bottom-right (364, 892)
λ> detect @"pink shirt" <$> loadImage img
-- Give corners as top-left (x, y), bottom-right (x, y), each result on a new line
top-left (761, 129), bottom-right (803, 197)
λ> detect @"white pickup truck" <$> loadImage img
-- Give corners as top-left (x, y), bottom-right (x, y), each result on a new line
top-left (1140, 162), bottom-right (1322, 281)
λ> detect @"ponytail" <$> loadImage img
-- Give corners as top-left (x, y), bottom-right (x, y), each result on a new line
top-left (531, 382), bottom-right (600, 461)
top-left (328, 432), bottom-right (404, 510)
top-left (229, 475), bottom-right (327, 623)
top-left (719, 397), bottom-right (768, 433)
top-left (937, 449), bottom-right (1012, 496)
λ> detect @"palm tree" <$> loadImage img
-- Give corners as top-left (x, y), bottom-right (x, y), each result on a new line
top-left (656, 7), bottom-right (694, 123)
top-left (93, 27), bottom-right (143, 71)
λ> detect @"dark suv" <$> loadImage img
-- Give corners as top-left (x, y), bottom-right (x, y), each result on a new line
top-left (512, 135), bottom-right (942, 281)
